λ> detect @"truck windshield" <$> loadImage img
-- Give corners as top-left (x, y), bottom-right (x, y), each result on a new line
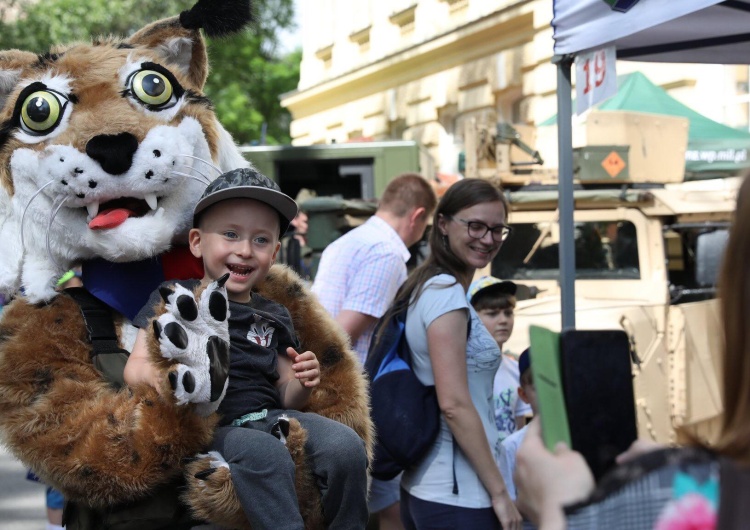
top-left (492, 220), bottom-right (640, 280)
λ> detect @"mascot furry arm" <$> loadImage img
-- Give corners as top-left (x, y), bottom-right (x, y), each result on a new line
top-left (0, 1), bottom-right (373, 528)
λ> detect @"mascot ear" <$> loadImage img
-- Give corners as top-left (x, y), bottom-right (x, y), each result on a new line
top-left (0, 51), bottom-right (39, 112)
top-left (127, 0), bottom-right (252, 90)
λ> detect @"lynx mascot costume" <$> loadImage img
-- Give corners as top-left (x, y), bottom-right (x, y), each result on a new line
top-left (0, 1), bottom-right (372, 528)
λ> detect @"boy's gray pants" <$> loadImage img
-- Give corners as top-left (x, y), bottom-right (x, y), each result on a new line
top-left (210, 409), bottom-right (369, 530)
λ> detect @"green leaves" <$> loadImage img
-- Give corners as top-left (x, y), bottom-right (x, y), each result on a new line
top-left (205, 34), bottom-right (300, 145)
top-left (1, 0), bottom-right (300, 145)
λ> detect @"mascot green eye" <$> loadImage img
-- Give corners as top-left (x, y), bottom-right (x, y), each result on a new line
top-left (20, 91), bottom-right (65, 133)
top-left (131, 70), bottom-right (174, 107)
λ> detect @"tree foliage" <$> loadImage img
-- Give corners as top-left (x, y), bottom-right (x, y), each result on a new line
top-left (0, 0), bottom-right (300, 144)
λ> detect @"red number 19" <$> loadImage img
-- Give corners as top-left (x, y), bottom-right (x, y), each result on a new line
top-left (582, 50), bottom-right (607, 95)
top-left (594, 50), bottom-right (606, 88)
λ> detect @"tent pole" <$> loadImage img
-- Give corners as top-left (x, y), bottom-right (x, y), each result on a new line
top-left (554, 55), bottom-right (576, 331)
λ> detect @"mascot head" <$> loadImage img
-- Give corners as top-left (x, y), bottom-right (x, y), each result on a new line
top-left (0, 0), bottom-right (252, 302)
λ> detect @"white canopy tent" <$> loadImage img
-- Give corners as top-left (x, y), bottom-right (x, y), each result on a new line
top-left (550, 0), bottom-right (750, 329)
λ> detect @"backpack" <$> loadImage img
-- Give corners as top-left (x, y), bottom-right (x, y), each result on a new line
top-left (364, 308), bottom-right (440, 481)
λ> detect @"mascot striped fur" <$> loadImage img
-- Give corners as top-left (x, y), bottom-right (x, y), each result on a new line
top-left (0, 1), bottom-right (372, 528)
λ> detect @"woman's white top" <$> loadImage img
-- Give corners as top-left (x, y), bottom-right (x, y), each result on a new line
top-left (402, 274), bottom-right (502, 508)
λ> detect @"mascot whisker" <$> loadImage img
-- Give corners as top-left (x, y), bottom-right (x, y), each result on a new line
top-left (0, 1), bottom-right (373, 528)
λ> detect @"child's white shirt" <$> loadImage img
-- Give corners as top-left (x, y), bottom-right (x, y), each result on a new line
top-left (498, 421), bottom-right (531, 501)
top-left (494, 355), bottom-right (532, 442)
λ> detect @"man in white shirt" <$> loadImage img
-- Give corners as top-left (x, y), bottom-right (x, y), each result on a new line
top-left (312, 172), bottom-right (437, 530)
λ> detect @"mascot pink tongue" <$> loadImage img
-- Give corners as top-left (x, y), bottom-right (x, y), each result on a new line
top-left (88, 208), bottom-right (133, 230)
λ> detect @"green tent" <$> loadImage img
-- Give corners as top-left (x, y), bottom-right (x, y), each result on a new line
top-left (541, 71), bottom-right (750, 176)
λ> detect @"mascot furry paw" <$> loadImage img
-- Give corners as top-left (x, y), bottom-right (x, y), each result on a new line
top-left (151, 276), bottom-right (231, 416)
top-left (0, 1), bottom-right (373, 528)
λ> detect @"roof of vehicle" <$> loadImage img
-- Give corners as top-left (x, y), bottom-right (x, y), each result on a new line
top-left (507, 176), bottom-right (741, 215)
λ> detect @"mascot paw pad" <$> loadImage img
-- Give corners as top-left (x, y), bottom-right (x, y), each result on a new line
top-left (154, 279), bottom-right (231, 406)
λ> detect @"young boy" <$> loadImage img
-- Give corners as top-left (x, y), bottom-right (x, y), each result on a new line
top-left (467, 276), bottom-right (532, 442)
top-left (498, 348), bottom-right (537, 501)
top-left (124, 168), bottom-right (368, 530)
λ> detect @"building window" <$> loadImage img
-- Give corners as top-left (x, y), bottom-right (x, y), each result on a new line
top-left (389, 4), bottom-right (417, 36)
top-left (728, 65), bottom-right (750, 131)
top-left (389, 118), bottom-right (407, 140)
top-left (315, 44), bottom-right (333, 70)
top-left (349, 25), bottom-right (371, 54)
top-left (440, 0), bottom-right (469, 12)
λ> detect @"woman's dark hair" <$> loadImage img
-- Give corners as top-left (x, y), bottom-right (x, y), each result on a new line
top-left (715, 175), bottom-right (750, 463)
top-left (376, 179), bottom-right (508, 343)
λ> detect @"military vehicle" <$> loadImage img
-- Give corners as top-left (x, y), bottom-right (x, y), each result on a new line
top-left (240, 140), bottom-right (423, 201)
top-left (492, 177), bottom-right (738, 444)
top-left (463, 115), bottom-right (738, 444)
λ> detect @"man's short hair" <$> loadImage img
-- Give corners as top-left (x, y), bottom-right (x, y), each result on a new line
top-left (378, 173), bottom-right (437, 217)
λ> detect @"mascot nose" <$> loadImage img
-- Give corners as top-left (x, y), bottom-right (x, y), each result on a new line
top-left (86, 133), bottom-right (139, 175)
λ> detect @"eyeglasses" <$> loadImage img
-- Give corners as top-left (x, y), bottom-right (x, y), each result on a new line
top-left (454, 218), bottom-right (513, 242)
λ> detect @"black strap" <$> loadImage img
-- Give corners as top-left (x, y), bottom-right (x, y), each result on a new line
top-left (64, 287), bottom-right (127, 357)
top-left (452, 436), bottom-right (459, 495)
top-left (64, 287), bottom-right (129, 389)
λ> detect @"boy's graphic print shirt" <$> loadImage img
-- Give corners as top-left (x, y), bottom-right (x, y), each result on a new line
top-left (493, 355), bottom-right (531, 441)
top-left (248, 314), bottom-right (275, 347)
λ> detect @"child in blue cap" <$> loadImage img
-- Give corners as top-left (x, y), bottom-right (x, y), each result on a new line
top-left (498, 348), bottom-right (538, 501)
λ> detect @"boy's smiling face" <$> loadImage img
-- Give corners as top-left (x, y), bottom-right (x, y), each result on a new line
top-left (189, 197), bottom-right (281, 303)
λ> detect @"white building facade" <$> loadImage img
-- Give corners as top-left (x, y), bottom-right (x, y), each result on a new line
top-left (281, 0), bottom-right (750, 176)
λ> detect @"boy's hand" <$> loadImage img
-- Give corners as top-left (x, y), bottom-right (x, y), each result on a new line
top-left (286, 347), bottom-right (320, 388)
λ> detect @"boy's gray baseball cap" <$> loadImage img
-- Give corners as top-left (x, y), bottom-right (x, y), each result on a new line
top-left (193, 167), bottom-right (299, 235)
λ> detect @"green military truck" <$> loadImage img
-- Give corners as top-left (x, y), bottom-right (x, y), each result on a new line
top-left (240, 141), bottom-right (423, 277)
top-left (240, 140), bottom-right (422, 201)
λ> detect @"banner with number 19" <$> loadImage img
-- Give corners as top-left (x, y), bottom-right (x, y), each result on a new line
top-left (575, 46), bottom-right (617, 115)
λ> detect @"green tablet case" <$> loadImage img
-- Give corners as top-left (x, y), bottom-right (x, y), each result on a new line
top-left (529, 325), bottom-right (572, 451)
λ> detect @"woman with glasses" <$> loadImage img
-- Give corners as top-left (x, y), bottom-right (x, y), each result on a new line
top-left (385, 178), bottom-right (521, 529)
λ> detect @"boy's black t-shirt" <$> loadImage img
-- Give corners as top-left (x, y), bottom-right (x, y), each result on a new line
top-left (133, 279), bottom-right (300, 426)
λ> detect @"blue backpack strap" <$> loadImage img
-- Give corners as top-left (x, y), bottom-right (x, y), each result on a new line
top-left (366, 305), bottom-right (462, 493)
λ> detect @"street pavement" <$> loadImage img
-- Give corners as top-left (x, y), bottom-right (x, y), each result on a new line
top-left (0, 444), bottom-right (48, 529)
